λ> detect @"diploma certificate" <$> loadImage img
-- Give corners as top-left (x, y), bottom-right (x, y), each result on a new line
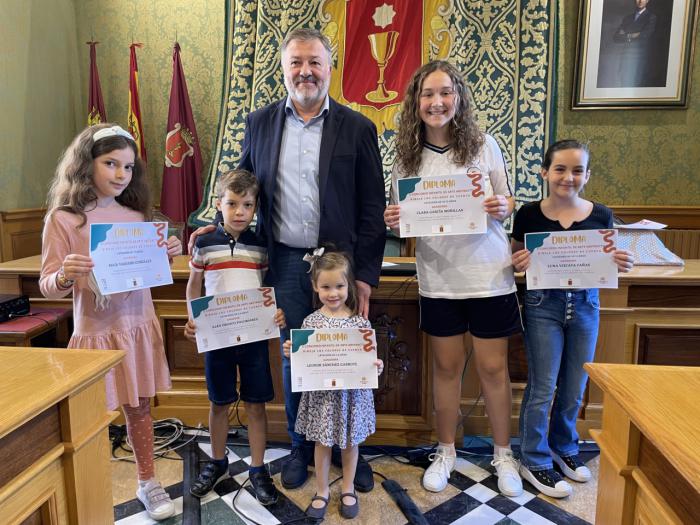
top-left (397, 173), bottom-right (486, 237)
top-left (525, 229), bottom-right (618, 289)
top-left (290, 328), bottom-right (378, 392)
top-left (90, 222), bottom-right (173, 295)
top-left (189, 287), bottom-right (280, 353)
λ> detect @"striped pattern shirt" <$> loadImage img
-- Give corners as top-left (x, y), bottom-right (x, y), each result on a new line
top-left (189, 225), bottom-right (268, 295)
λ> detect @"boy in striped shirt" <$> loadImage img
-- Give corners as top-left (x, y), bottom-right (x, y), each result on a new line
top-left (186, 169), bottom-right (284, 505)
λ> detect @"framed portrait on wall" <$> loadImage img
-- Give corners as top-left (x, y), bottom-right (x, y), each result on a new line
top-left (573, 0), bottom-right (698, 109)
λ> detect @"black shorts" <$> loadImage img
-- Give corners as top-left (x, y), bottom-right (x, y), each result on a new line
top-left (204, 339), bottom-right (274, 405)
top-left (419, 292), bottom-right (523, 338)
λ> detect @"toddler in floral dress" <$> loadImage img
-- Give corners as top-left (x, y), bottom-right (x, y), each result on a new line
top-left (284, 250), bottom-right (383, 521)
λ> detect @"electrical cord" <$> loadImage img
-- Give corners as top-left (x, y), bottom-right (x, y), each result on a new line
top-left (109, 416), bottom-right (495, 524)
top-left (7, 312), bottom-right (53, 328)
top-left (110, 419), bottom-right (203, 462)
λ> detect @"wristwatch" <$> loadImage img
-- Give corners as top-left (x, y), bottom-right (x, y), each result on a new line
top-left (56, 266), bottom-right (75, 289)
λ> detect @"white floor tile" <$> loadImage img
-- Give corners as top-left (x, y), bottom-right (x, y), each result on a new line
top-left (197, 443), bottom-right (242, 463)
top-left (220, 488), bottom-right (280, 524)
top-left (465, 483), bottom-right (499, 503)
top-left (508, 506), bottom-right (558, 525)
top-left (507, 489), bottom-right (537, 505)
top-left (453, 457), bottom-right (491, 482)
top-left (450, 503), bottom-right (505, 525)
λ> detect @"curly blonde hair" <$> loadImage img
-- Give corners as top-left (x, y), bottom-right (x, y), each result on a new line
top-left (46, 123), bottom-right (151, 226)
top-left (395, 60), bottom-right (484, 177)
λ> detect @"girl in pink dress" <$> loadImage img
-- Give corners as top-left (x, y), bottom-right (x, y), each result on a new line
top-left (40, 124), bottom-right (181, 521)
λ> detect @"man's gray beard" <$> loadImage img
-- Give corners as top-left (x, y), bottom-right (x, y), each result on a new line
top-left (285, 78), bottom-right (330, 108)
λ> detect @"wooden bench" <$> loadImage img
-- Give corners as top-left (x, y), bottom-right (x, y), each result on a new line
top-left (0, 306), bottom-right (71, 347)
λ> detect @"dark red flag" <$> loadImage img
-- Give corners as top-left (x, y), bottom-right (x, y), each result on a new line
top-left (128, 43), bottom-right (147, 161)
top-left (160, 42), bottom-right (203, 239)
top-left (87, 41), bottom-right (106, 125)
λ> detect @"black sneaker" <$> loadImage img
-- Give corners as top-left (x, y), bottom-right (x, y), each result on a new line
top-left (552, 452), bottom-right (592, 482)
top-left (190, 460), bottom-right (229, 498)
top-left (249, 468), bottom-right (279, 506)
top-left (519, 465), bottom-right (572, 498)
top-left (331, 446), bottom-right (374, 492)
top-left (281, 446), bottom-right (309, 489)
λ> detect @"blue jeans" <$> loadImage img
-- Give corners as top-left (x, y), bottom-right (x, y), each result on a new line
top-left (268, 243), bottom-right (315, 449)
top-left (519, 289), bottom-right (600, 470)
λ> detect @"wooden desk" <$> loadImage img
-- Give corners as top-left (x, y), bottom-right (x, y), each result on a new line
top-left (0, 347), bottom-right (123, 525)
top-left (1, 255), bottom-right (699, 444)
top-left (586, 363), bottom-right (700, 524)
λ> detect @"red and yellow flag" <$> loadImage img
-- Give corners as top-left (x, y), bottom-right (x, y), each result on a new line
top-left (87, 41), bottom-right (106, 125)
top-left (128, 43), bottom-right (147, 161)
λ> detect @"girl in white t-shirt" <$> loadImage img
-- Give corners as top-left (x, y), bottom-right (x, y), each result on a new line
top-left (385, 60), bottom-right (523, 497)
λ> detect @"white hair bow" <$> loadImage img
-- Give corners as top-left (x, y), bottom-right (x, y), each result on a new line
top-left (302, 247), bottom-right (325, 273)
top-left (92, 125), bottom-right (135, 143)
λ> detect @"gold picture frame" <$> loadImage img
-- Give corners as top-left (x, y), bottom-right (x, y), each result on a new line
top-left (573, 0), bottom-right (698, 109)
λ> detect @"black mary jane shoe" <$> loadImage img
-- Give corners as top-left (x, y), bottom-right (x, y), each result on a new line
top-left (340, 492), bottom-right (359, 519)
top-left (305, 494), bottom-right (329, 520)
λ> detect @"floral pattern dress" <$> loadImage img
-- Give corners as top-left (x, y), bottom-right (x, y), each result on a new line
top-left (294, 310), bottom-right (376, 448)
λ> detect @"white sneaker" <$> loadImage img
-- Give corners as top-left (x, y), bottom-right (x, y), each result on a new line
top-left (552, 452), bottom-right (592, 482)
top-left (520, 465), bottom-right (572, 498)
top-left (422, 448), bottom-right (456, 492)
top-left (490, 450), bottom-right (523, 497)
top-left (136, 479), bottom-right (175, 521)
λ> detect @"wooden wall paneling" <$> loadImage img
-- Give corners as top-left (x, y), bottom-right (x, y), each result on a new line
top-left (0, 274), bottom-right (22, 295)
top-left (634, 325), bottom-right (700, 366)
top-left (370, 299), bottom-right (423, 415)
top-left (0, 209), bottom-right (45, 263)
top-left (0, 406), bottom-right (61, 489)
top-left (655, 229), bottom-right (700, 259)
top-left (631, 470), bottom-right (685, 525)
top-left (0, 455), bottom-right (67, 525)
top-left (59, 379), bottom-right (116, 524)
top-left (610, 206), bottom-right (700, 229)
top-left (4, 256), bottom-right (700, 446)
top-left (628, 285), bottom-right (700, 307)
top-left (162, 316), bottom-right (204, 374)
top-left (637, 436), bottom-right (700, 524)
top-left (582, 308), bottom-right (630, 434)
top-left (594, 393), bottom-right (641, 525)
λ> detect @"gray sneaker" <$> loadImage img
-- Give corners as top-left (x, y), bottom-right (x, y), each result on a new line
top-left (136, 480), bottom-right (175, 520)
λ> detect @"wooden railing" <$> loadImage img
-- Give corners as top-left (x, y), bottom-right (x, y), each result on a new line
top-left (2, 206), bottom-right (699, 261)
top-left (0, 208), bottom-right (45, 262)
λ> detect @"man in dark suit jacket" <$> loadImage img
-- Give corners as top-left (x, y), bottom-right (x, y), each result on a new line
top-left (613, 0), bottom-right (657, 86)
top-left (239, 28), bottom-right (385, 494)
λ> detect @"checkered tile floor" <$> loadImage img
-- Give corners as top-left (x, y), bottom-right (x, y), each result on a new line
top-left (114, 435), bottom-right (596, 525)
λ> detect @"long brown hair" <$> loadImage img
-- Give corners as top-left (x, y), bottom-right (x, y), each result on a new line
top-left (310, 251), bottom-right (358, 315)
top-left (395, 60), bottom-right (484, 177)
top-left (46, 123), bottom-right (151, 226)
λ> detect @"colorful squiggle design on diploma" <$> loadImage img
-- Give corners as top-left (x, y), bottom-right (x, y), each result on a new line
top-left (259, 287), bottom-right (274, 307)
top-left (599, 230), bottom-right (615, 253)
top-left (359, 329), bottom-right (375, 352)
top-left (468, 171), bottom-right (484, 197)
